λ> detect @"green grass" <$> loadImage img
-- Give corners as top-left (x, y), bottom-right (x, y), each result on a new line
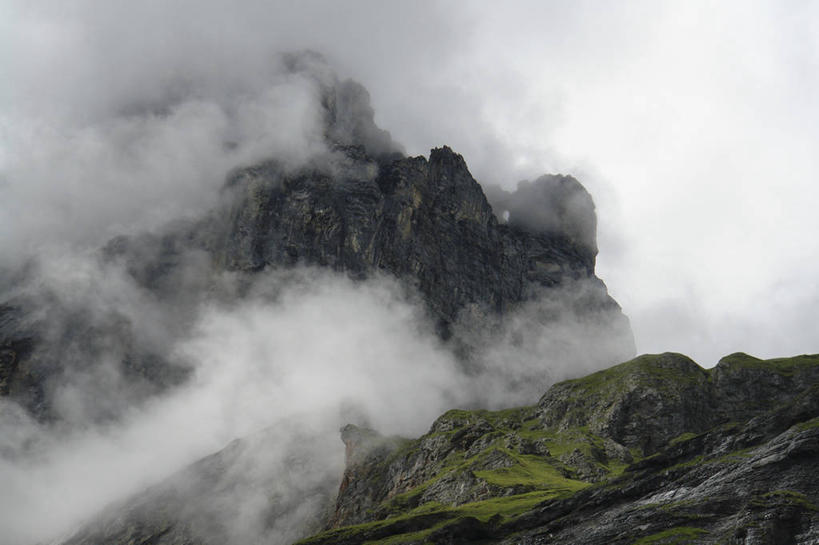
top-left (300, 491), bottom-right (560, 545)
top-left (669, 432), bottom-right (698, 446)
top-left (474, 450), bottom-right (590, 493)
top-left (363, 527), bottom-right (434, 545)
top-left (452, 490), bottom-right (557, 520)
top-left (537, 428), bottom-right (595, 457)
top-left (326, 404), bottom-right (623, 544)
top-left (752, 489), bottom-right (818, 511)
top-left (715, 353), bottom-right (819, 377)
top-left (380, 485), bottom-right (430, 516)
top-left (368, 492), bottom-right (560, 543)
top-left (713, 447), bottom-right (754, 463)
top-left (605, 459), bottom-right (631, 477)
top-left (795, 416), bottom-right (819, 432)
top-left (632, 526), bottom-right (708, 544)
top-left (668, 446), bottom-right (754, 472)
top-left (432, 406), bottom-right (536, 432)
top-left (559, 353), bottom-right (708, 395)
top-left (379, 441), bottom-right (590, 515)
top-left (296, 517), bottom-right (403, 545)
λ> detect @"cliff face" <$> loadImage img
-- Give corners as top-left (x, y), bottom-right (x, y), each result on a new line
top-left (210, 144), bottom-right (609, 335)
top-left (0, 143), bottom-right (633, 422)
top-left (303, 353), bottom-right (819, 545)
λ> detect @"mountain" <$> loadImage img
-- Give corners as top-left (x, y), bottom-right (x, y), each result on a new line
top-left (58, 352), bottom-right (819, 545)
top-left (0, 55), bottom-right (633, 424)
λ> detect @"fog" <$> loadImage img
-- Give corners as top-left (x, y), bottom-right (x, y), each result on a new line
top-left (1, 1), bottom-right (816, 543)
top-left (1, 49), bottom-right (331, 262)
top-left (0, 269), bottom-right (463, 543)
top-left (1, 256), bottom-right (629, 543)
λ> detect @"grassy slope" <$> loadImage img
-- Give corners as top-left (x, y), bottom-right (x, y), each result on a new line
top-left (295, 353), bottom-right (819, 545)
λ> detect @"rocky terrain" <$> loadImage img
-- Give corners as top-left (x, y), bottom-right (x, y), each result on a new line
top-left (298, 352), bottom-right (819, 544)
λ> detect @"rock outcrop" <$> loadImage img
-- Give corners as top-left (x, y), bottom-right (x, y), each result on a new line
top-left (204, 144), bottom-right (624, 337)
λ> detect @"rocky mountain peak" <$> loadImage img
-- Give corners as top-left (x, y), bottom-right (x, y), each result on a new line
top-left (211, 140), bottom-right (629, 348)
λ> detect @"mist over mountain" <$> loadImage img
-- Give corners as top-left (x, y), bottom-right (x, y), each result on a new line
top-left (0, 53), bottom-right (640, 544)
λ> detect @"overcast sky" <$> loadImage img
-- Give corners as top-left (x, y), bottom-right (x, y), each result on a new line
top-left (2, 0), bottom-right (817, 366)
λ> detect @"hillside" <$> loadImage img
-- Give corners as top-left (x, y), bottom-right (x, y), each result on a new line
top-left (300, 353), bottom-right (819, 544)
top-left (59, 353), bottom-right (819, 544)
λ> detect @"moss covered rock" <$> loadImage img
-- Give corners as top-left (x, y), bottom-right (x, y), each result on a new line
top-left (304, 352), bottom-right (819, 545)
top-left (536, 353), bottom-right (713, 454)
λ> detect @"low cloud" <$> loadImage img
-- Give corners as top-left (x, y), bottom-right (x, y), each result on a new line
top-left (1, 252), bottom-right (634, 544)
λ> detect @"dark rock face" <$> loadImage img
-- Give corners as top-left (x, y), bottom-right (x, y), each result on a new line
top-left (331, 425), bottom-right (409, 528)
top-left (0, 58), bottom-right (633, 421)
top-left (0, 304), bottom-right (37, 400)
top-left (710, 352), bottom-right (819, 421)
top-left (299, 353), bottom-right (819, 545)
top-left (0, 144), bottom-right (633, 420)
top-left (536, 351), bottom-right (819, 455)
top-left (536, 352), bottom-right (714, 454)
top-left (212, 145), bottom-right (613, 337)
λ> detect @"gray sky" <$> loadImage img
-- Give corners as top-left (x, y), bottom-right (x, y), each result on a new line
top-left (2, 0), bottom-right (817, 365)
